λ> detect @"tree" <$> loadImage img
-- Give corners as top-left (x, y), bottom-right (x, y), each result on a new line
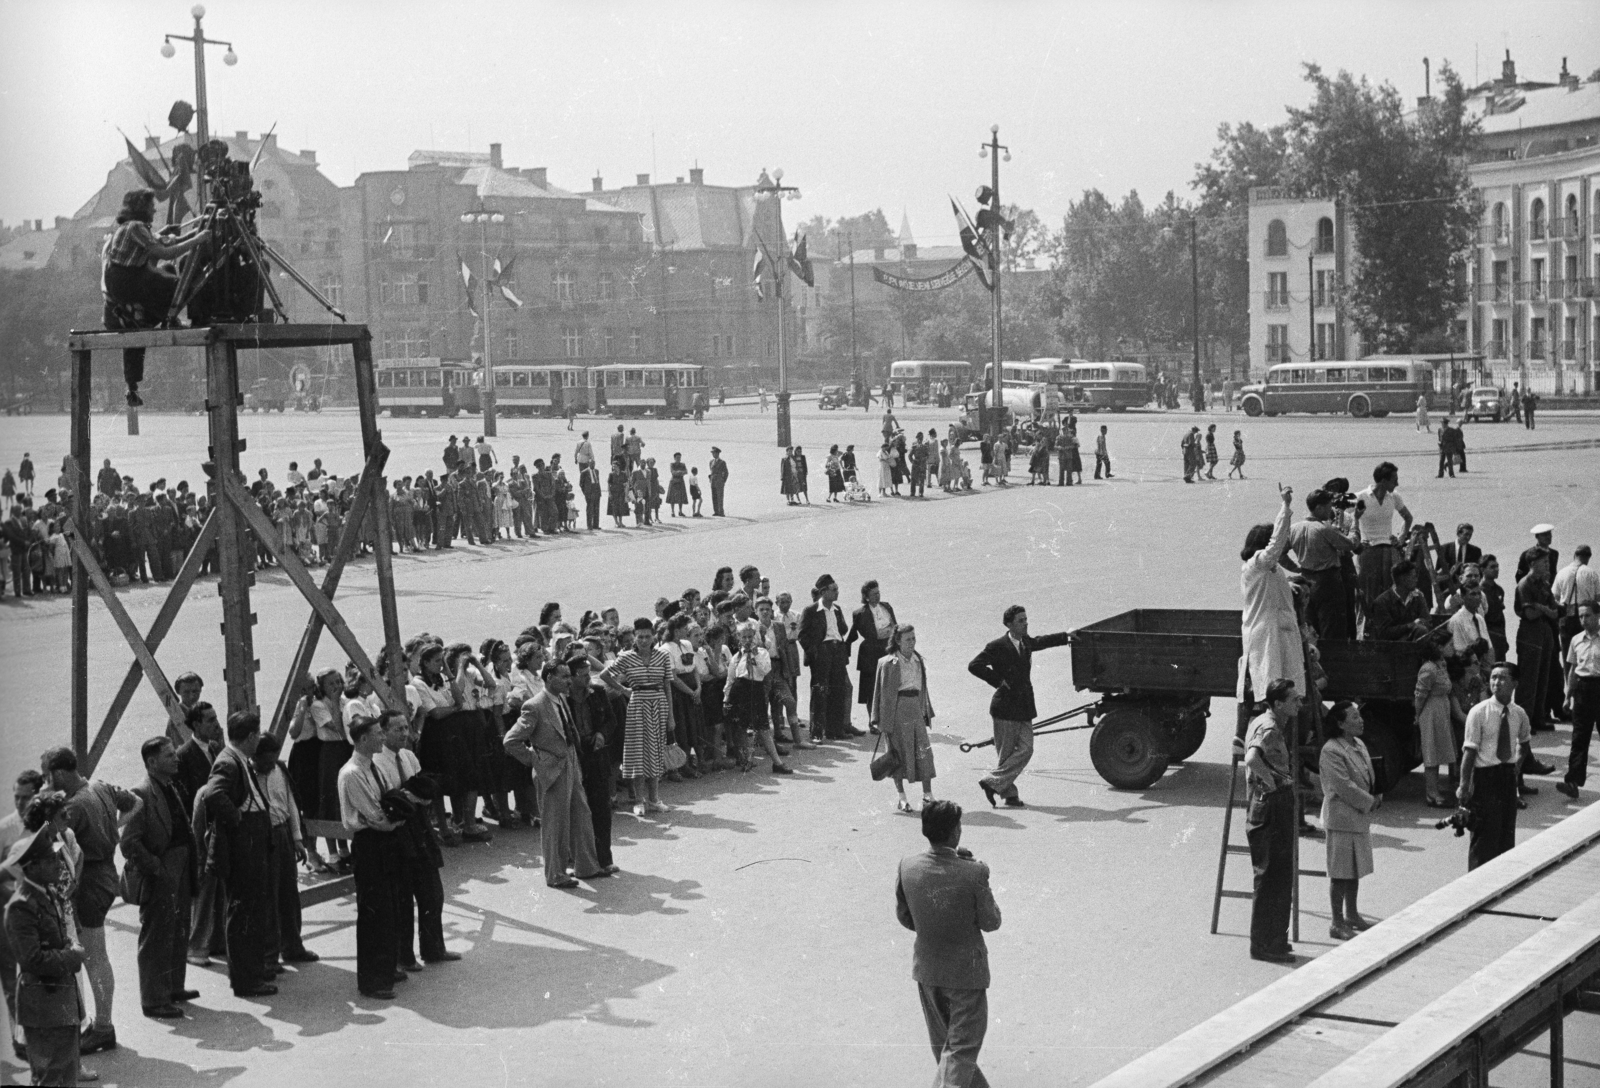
top-left (793, 209), bottom-right (897, 260)
top-left (1192, 121), bottom-right (1290, 357)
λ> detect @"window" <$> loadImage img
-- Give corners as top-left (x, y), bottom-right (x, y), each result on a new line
top-left (299, 229), bottom-right (315, 256)
top-left (1315, 270), bottom-right (1335, 308)
top-left (377, 371), bottom-right (393, 388)
top-left (561, 324), bottom-right (581, 357)
top-left (606, 369), bottom-right (624, 387)
top-left (1265, 219), bottom-right (1287, 257)
top-left (1490, 318), bottom-right (1508, 358)
top-left (1315, 324), bottom-right (1336, 360)
top-left (725, 334), bottom-right (735, 356)
top-left (1491, 203), bottom-right (1508, 242)
top-left (553, 271), bottom-right (575, 301)
top-left (494, 370), bottom-right (512, 387)
top-left (380, 328), bottom-right (430, 359)
top-left (1531, 258), bottom-right (1546, 301)
top-left (380, 272), bottom-right (428, 306)
top-left (1387, 367), bottom-right (1408, 383)
top-left (1315, 217), bottom-right (1334, 254)
top-left (1564, 316), bottom-right (1577, 359)
top-left (387, 222), bottom-right (430, 258)
top-left (531, 371), bottom-right (549, 387)
top-left (1564, 254), bottom-right (1579, 296)
top-left (1530, 198), bottom-right (1546, 240)
top-left (711, 334), bottom-right (722, 357)
top-left (1267, 324), bottom-right (1289, 362)
top-left (1565, 195), bottom-right (1580, 237)
top-left (505, 328), bottom-right (519, 358)
top-left (321, 276), bottom-right (342, 308)
top-left (630, 327), bottom-right (643, 356)
top-left (325, 228), bottom-right (341, 257)
top-left (644, 369), bottom-right (665, 386)
top-left (598, 271), bottom-right (616, 301)
top-left (624, 369), bottom-right (643, 387)
top-left (1266, 272), bottom-right (1289, 309)
top-left (603, 329), bottom-right (615, 356)
top-left (425, 369), bottom-right (442, 387)
top-left (1326, 366), bottom-right (1346, 382)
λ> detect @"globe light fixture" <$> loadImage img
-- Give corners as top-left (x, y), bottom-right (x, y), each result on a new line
top-left (161, 40), bottom-right (176, 58)
top-left (192, 5), bottom-right (206, 19)
top-left (223, 48), bottom-right (237, 66)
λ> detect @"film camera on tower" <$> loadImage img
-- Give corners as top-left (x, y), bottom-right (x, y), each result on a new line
top-left (101, 115), bottom-right (343, 407)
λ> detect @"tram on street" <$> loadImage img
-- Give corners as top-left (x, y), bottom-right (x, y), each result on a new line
top-left (1061, 359), bottom-right (1149, 411)
top-left (376, 358), bottom-right (481, 417)
top-left (491, 364), bottom-right (587, 417)
top-left (1237, 358), bottom-right (1434, 418)
top-left (887, 360), bottom-right (972, 404)
top-left (586, 362), bottom-right (708, 418)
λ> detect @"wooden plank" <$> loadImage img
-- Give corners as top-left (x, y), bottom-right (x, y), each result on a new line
top-left (219, 473), bottom-right (397, 710)
top-left (97, 511), bottom-right (220, 759)
top-left (1491, 845), bottom-right (1600, 920)
top-left (69, 323), bottom-right (369, 353)
top-left (1203, 1018), bottom-right (1388, 1088)
top-left (267, 454), bottom-right (386, 741)
top-left (1306, 892), bottom-right (1600, 1088)
top-left (70, 349), bottom-right (92, 764)
top-left (352, 332), bottom-right (406, 702)
top-left (206, 338), bottom-right (258, 716)
top-left (1085, 802), bottom-right (1600, 1088)
top-left (69, 327), bottom-right (214, 351)
top-left (63, 530), bottom-right (186, 775)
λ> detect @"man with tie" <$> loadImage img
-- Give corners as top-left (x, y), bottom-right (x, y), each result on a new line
top-left (708, 447), bottom-right (729, 517)
top-left (799, 575), bottom-right (861, 740)
top-left (504, 662), bottom-right (614, 888)
top-left (202, 711), bottom-right (277, 998)
top-left (967, 605), bottom-right (1073, 807)
top-left (337, 716), bottom-right (405, 999)
top-left (120, 737), bottom-right (198, 1019)
top-left (1458, 662), bottom-right (1534, 870)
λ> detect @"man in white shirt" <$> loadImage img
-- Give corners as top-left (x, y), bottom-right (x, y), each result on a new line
top-left (375, 711), bottom-right (459, 968)
top-left (337, 717), bottom-right (404, 999)
top-left (574, 431), bottom-right (595, 470)
top-left (473, 436), bottom-right (496, 473)
top-left (251, 734), bottom-right (319, 970)
top-left (1557, 602), bottom-right (1600, 799)
top-left (1458, 662), bottom-right (1534, 870)
top-left (1, 770), bottom-right (44, 1057)
top-left (285, 462), bottom-right (305, 490)
top-left (1553, 545), bottom-right (1599, 659)
top-left (1447, 588), bottom-right (1494, 664)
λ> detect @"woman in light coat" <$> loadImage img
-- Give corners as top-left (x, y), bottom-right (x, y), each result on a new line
top-left (1238, 485), bottom-right (1304, 702)
top-left (1413, 638), bottom-right (1454, 808)
top-left (1320, 700), bottom-right (1379, 940)
top-left (869, 625), bottom-right (935, 814)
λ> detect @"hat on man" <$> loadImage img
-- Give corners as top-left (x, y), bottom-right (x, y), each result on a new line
top-left (1531, 523), bottom-right (1555, 536)
top-left (2, 827), bottom-right (55, 874)
top-left (710, 447), bottom-right (721, 454)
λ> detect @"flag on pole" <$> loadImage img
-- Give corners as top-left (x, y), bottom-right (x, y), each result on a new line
top-left (951, 198), bottom-right (994, 291)
top-left (459, 257), bottom-right (479, 316)
top-left (787, 231), bottom-right (814, 287)
top-left (491, 256), bottom-right (523, 309)
top-left (121, 132), bottom-right (171, 193)
top-left (751, 247), bottom-right (769, 300)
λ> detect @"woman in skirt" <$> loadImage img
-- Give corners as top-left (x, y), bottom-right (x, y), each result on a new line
top-left (445, 642), bottom-right (496, 841)
top-left (1320, 700), bottom-right (1379, 940)
top-left (1204, 423), bottom-right (1220, 480)
top-left (870, 625), bottom-right (936, 814)
top-left (410, 641), bottom-right (466, 844)
top-left (665, 453), bottom-right (689, 516)
top-left (606, 458), bottom-right (629, 528)
top-left (303, 667), bottom-right (352, 865)
top-left (1228, 430), bottom-right (1247, 479)
top-left (1413, 638), bottom-right (1455, 807)
top-left (606, 617), bottom-right (675, 814)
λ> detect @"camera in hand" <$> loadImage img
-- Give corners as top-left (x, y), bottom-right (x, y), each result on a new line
top-left (1434, 806), bottom-right (1474, 837)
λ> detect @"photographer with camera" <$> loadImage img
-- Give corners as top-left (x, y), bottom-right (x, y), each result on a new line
top-left (1288, 489), bottom-right (1361, 642)
top-left (101, 189), bottom-right (211, 407)
top-left (1458, 662), bottom-right (1533, 870)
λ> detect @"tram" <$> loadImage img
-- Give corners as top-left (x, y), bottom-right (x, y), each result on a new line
top-left (887, 360), bottom-right (972, 405)
top-left (375, 358), bottom-right (481, 417)
top-left (491, 364), bottom-right (587, 417)
top-left (586, 362), bottom-right (709, 418)
top-left (1237, 359), bottom-right (1434, 418)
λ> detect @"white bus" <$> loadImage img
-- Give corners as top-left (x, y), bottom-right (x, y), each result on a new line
top-left (1238, 358), bottom-right (1434, 418)
top-left (1064, 360), bottom-right (1148, 411)
top-left (888, 360), bottom-right (972, 404)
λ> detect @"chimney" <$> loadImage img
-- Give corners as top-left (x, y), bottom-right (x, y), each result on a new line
top-left (592, 173), bottom-right (604, 192)
top-left (526, 167), bottom-right (548, 188)
top-left (636, 173), bottom-right (650, 186)
top-left (675, 176), bottom-right (684, 184)
top-left (145, 136), bottom-right (161, 150)
top-left (489, 143), bottom-right (503, 169)
top-left (35, 219), bottom-right (43, 231)
top-left (55, 216), bottom-right (69, 230)
top-left (903, 242), bottom-right (918, 259)
top-left (873, 246), bottom-right (885, 260)
top-left (1501, 50), bottom-right (1516, 86)
top-left (235, 130), bottom-right (249, 140)
top-left (1561, 57), bottom-right (1580, 90)
top-left (689, 167), bottom-right (704, 185)
top-left (300, 149), bottom-right (317, 163)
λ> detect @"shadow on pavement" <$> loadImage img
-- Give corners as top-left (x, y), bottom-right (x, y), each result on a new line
top-left (80, 1050), bottom-right (247, 1088)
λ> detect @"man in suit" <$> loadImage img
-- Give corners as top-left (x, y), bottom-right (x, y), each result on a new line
top-left (338, 716), bottom-right (406, 999)
top-left (4, 829), bottom-right (88, 1086)
top-left (1437, 522), bottom-right (1482, 589)
top-left (567, 654), bottom-right (623, 872)
top-left (505, 662), bottom-right (613, 888)
top-left (176, 702), bottom-right (226, 969)
top-left (708, 447), bottom-right (729, 517)
top-left (848, 579), bottom-right (898, 721)
top-left (799, 574), bottom-right (861, 740)
top-left (373, 710), bottom-right (458, 971)
top-left (120, 736), bottom-right (199, 1020)
top-left (203, 711), bottom-right (276, 998)
top-left (967, 605), bottom-right (1073, 807)
top-left (895, 801), bottom-right (1002, 1088)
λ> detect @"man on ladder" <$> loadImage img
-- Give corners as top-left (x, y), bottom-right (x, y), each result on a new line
top-left (1243, 679), bottom-right (1302, 964)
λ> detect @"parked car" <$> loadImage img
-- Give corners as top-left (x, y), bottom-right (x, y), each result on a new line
top-left (1463, 386), bottom-right (1507, 423)
top-left (817, 384), bottom-right (849, 410)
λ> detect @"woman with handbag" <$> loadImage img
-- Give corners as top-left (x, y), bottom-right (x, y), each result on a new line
top-left (869, 625), bottom-right (936, 814)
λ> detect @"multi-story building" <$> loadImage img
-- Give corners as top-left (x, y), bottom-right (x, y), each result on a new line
top-left (1462, 55), bottom-right (1600, 394)
top-left (1245, 188), bottom-right (1357, 378)
top-left (341, 146), bottom-right (653, 373)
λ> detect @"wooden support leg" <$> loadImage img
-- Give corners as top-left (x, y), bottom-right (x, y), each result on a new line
top-left (127, 404), bottom-right (139, 436)
top-left (1550, 1004), bottom-right (1563, 1088)
top-left (71, 349), bottom-right (92, 764)
top-left (206, 336), bottom-right (258, 716)
top-left (353, 332), bottom-right (405, 701)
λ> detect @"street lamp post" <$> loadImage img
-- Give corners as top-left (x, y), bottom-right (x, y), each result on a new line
top-left (1164, 217), bottom-right (1205, 411)
top-left (979, 126), bottom-right (1008, 444)
top-left (160, 4), bottom-right (237, 208)
top-left (754, 169), bottom-right (800, 446)
top-left (460, 208), bottom-right (506, 437)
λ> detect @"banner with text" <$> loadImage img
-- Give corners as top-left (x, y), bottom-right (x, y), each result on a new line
top-left (871, 260), bottom-right (974, 292)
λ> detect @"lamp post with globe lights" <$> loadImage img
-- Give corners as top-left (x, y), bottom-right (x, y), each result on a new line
top-left (753, 168), bottom-right (801, 446)
top-left (1161, 217), bottom-right (1205, 411)
top-left (978, 126), bottom-right (1009, 443)
top-left (460, 208), bottom-right (507, 436)
top-left (160, 5), bottom-right (236, 208)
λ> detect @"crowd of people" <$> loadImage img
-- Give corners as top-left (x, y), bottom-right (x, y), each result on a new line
top-left (1235, 461), bottom-right (1598, 964)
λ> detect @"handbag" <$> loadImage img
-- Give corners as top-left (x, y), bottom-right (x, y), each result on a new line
top-left (664, 742), bottom-right (688, 771)
top-left (869, 731), bottom-right (902, 782)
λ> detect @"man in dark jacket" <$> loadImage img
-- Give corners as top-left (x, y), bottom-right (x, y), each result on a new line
top-left (798, 575), bottom-right (861, 740)
top-left (175, 702), bottom-right (226, 968)
top-left (966, 604), bottom-right (1073, 807)
top-left (120, 737), bottom-right (197, 1018)
top-left (202, 711), bottom-right (276, 998)
top-left (568, 655), bottom-right (622, 870)
top-left (5, 829), bottom-right (88, 1085)
top-left (708, 448), bottom-right (729, 517)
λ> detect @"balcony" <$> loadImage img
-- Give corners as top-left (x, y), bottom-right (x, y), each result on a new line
top-left (1265, 343), bottom-right (1291, 363)
top-left (1263, 291), bottom-right (1291, 312)
top-left (1487, 340), bottom-right (1508, 359)
top-left (1530, 221), bottom-right (1547, 242)
top-left (1314, 289), bottom-right (1337, 309)
top-left (1529, 339), bottom-right (1547, 359)
top-left (1475, 282), bottom-right (1513, 303)
top-left (1478, 224), bottom-right (1512, 246)
top-left (1521, 281), bottom-right (1548, 302)
top-left (1561, 216), bottom-right (1582, 240)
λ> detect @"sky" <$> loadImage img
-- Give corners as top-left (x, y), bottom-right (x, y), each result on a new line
top-left (1, 0), bottom-right (1596, 246)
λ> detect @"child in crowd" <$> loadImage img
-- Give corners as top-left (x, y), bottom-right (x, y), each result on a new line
top-left (689, 467), bottom-right (703, 517)
top-left (1228, 430), bottom-right (1246, 479)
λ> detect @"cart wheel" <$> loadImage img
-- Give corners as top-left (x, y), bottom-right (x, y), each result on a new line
top-left (1166, 714), bottom-right (1208, 763)
top-left (1090, 708), bottom-right (1168, 790)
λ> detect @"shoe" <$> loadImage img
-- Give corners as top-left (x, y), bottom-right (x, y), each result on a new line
top-left (896, 798), bottom-right (915, 814)
top-left (1250, 948), bottom-right (1296, 964)
top-left (424, 952), bottom-right (462, 963)
top-left (774, 744), bottom-right (791, 757)
top-left (1557, 781), bottom-right (1581, 799)
top-left (772, 762), bottom-right (794, 775)
top-left (360, 989), bottom-right (397, 1000)
top-left (1519, 783), bottom-right (1539, 796)
top-left (632, 802), bottom-right (646, 816)
top-left (171, 989), bottom-right (201, 1002)
top-left (980, 783), bottom-right (998, 808)
top-left (392, 971), bottom-right (409, 985)
top-left (644, 800), bottom-right (669, 814)
top-left (12, 1042), bottom-right (24, 1062)
top-left (144, 1004), bottom-right (184, 1019)
top-left (283, 949), bottom-right (319, 963)
top-left (680, 765), bottom-right (702, 780)
top-left (1003, 796), bottom-right (1026, 808)
top-left (1527, 759), bottom-right (1556, 776)
top-left (794, 740), bottom-right (817, 750)
top-left (579, 869), bottom-right (615, 880)
top-left (187, 953), bottom-right (214, 967)
top-left (868, 725), bottom-right (881, 735)
top-left (1517, 797), bottom-right (1529, 810)
top-left (1424, 796), bottom-right (1449, 809)
top-left (1347, 915), bottom-right (1374, 932)
top-left (1329, 923), bottom-right (1356, 941)
top-left (1299, 823), bottom-right (1325, 839)
top-left (233, 985), bottom-right (278, 998)
top-left (79, 1026), bottom-right (117, 1054)
top-left (400, 961), bottom-right (424, 972)
top-left (844, 727), bottom-right (867, 737)
top-left (126, 391), bottom-right (144, 407)
top-left (549, 877), bottom-right (580, 889)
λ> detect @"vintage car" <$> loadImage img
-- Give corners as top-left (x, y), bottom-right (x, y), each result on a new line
top-left (1463, 385), bottom-right (1508, 422)
top-left (817, 384), bottom-right (850, 410)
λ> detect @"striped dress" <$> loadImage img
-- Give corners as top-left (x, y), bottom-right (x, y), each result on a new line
top-left (616, 647), bottom-right (673, 779)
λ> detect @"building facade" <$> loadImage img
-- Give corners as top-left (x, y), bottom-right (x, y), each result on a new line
top-left (1245, 188), bottom-right (1356, 377)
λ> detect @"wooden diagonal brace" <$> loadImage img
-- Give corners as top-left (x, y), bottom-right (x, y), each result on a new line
top-left (219, 473), bottom-right (398, 710)
top-left (99, 510), bottom-right (219, 752)
top-left (64, 529), bottom-right (187, 775)
top-left (267, 444), bottom-right (389, 740)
